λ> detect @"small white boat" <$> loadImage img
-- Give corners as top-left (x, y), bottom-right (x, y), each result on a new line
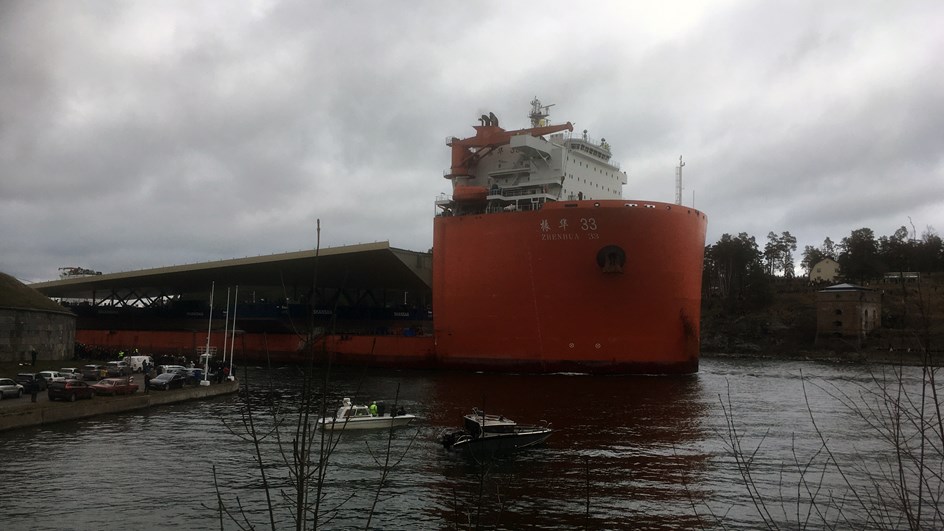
top-left (317, 397), bottom-right (417, 430)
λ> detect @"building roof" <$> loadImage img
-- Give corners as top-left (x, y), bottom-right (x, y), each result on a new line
top-left (0, 272), bottom-right (75, 314)
top-left (29, 241), bottom-right (432, 302)
top-left (819, 282), bottom-right (872, 292)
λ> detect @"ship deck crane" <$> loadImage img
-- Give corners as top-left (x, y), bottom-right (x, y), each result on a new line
top-left (446, 110), bottom-right (573, 179)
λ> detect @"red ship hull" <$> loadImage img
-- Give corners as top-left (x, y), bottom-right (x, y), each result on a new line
top-left (432, 200), bottom-right (707, 374)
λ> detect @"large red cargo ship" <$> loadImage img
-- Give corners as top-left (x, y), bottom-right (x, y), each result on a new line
top-left (428, 99), bottom-right (707, 373)
top-left (70, 99), bottom-right (707, 374)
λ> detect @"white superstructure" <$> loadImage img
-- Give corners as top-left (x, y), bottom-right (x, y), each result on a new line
top-left (439, 98), bottom-right (627, 215)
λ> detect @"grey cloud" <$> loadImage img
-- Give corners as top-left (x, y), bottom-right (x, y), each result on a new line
top-left (2, 0), bottom-right (942, 282)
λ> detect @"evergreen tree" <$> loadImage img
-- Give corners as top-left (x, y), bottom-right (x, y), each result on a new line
top-left (763, 231), bottom-right (798, 278)
top-left (839, 227), bottom-right (881, 283)
top-left (704, 232), bottom-right (770, 311)
top-left (822, 237), bottom-right (836, 259)
top-left (916, 227), bottom-right (943, 272)
top-left (801, 245), bottom-right (827, 277)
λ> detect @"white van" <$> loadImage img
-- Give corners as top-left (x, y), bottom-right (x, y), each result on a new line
top-left (125, 355), bottom-right (154, 373)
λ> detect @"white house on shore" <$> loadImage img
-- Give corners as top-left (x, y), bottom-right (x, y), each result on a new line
top-left (809, 258), bottom-right (840, 284)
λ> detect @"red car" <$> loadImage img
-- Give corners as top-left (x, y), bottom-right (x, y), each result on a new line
top-left (47, 380), bottom-right (95, 402)
top-left (91, 377), bottom-right (140, 396)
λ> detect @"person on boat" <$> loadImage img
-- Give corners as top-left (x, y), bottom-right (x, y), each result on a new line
top-left (369, 401), bottom-right (378, 416)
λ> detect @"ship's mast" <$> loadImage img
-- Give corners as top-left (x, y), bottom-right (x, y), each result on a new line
top-left (675, 155), bottom-right (685, 205)
top-left (529, 97), bottom-right (555, 127)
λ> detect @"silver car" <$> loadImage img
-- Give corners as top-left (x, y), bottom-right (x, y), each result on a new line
top-left (59, 368), bottom-right (82, 380)
top-left (37, 371), bottom-right (65, 383)
top-left (0, 378), bottom-right (25, 399)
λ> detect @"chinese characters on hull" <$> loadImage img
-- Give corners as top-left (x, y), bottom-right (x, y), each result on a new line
top-left (539, 217), bottom-right (600, 241)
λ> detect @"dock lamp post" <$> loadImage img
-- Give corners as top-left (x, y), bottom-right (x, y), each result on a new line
top-left (200, 282), bottom-right (214, 387)
top-left (227, 286), bottom-right (238, 381)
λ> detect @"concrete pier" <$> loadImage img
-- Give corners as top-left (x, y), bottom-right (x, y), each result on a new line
top-left (0, 379), bottom-right (239, 432)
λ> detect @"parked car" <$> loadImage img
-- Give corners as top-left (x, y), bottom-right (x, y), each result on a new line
top-left (158, 365), bottom-right (188, 375)
top-left (0, 378), bottom-right (25, 399)
top-left (184, 368), bottom-right (206, 384)
top-left (81, 365), bottom-right (105, 381)
top-left (15, 373), bottom-right (47, 391)
top-left (91, 377), bottom-right (139, 396)
top-left (105, 361), bottom-right (131, 377)
top-left (150, 372), bottom-right (186, 390)
top-left (59, 368), bottom-right (83, 380)
top-left (47, 380), bottom-right (95, 402)
top-left (37, 371), bottom-right (65, 383)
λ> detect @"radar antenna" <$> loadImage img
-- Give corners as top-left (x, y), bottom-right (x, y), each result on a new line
top-left (675, 155), bottom-right (685, 205)
top-left (529, 96), bottom-right (555, 127)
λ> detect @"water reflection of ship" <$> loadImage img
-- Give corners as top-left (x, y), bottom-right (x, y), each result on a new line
top-left (427, 371), bottom-right (711, 528)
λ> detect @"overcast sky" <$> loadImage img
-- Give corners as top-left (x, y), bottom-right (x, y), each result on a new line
top-left (2, 0), bottom-right (942, 283)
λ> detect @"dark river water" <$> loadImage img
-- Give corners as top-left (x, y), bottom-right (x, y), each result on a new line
top-left (0, 357), bottom-right (939, 530)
